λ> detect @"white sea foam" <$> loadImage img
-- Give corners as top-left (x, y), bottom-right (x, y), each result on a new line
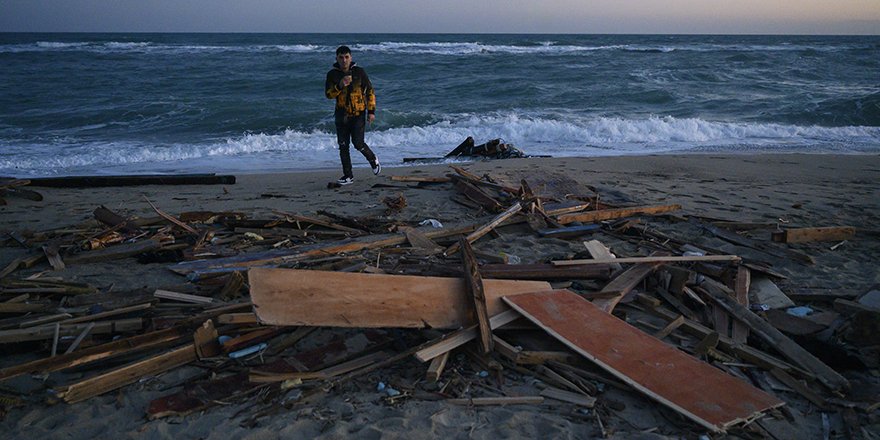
top-left (3, 41), bottom-right (868, 55)
top-left (2, 115), bottom-right (879, 176)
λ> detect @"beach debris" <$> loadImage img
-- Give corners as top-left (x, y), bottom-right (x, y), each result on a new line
top-left (381, 192), bottom-right (407, 214)
top-left (771, 226), bottom-right (856, 243)
top-left (1, 163), bottom-right (877, 438)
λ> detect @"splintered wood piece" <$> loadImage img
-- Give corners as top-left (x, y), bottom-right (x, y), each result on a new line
top-left (216, 312), bottom-right (258, 325)
top-left (414, 309), bottom-right (521, 362)
top-left (504, 290), bottom-right (785, 433)
top-left (540, 386), bottom-right (597, 407)
top-left (459, 238), bottom-right (493, 354)
top-left (654, 315), bottom-right (686, 339)
top-left (249, 268), bottom-right (547, 329)
top-left (42, 244), bottom-right (66, 271)
top-left (444, 202), bottom-right (523, 256)
top-left (552, 255), bottom-right (741, 266)
top-left (217, 271), bottom-right (245, 300)
top-left (771, 226), bottom-right (856, 243)
top-left (426, 351), bottom-right (450, 382)
top-left (592, 261), bottom-right (663, 313)
top-left (193, 320), bottom-right (220, 359)
top-left (143, 196), bottom-right (198, 234)
top-left (58, 344), bottom-right (197, 403)
top-left (557, 204), bottom-right (681, 225)
top-left (700, 278), bottom-right (849, 391)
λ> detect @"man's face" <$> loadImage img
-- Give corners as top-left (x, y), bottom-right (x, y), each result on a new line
top-left (336, 53), bottom-right (352, 71)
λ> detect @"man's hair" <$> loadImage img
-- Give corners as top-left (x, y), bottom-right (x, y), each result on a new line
top-left (336, 45), bottom-right (351, 56)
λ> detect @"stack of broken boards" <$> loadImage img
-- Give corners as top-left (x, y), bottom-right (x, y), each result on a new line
top-left (0, 164), bottom-right (875, 438)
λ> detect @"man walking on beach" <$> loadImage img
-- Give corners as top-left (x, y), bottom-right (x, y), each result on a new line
top-left (325, 45), bottom-right (380, 185)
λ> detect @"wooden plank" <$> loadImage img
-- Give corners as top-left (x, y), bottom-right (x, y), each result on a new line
top-left (504, 290), bottom-right (785, 433)
top-left (426, 351), bottom-right (450, 382)
top-left (732, 267), bottom-right (751, 344)
top-left (749, 277), bottom-right (795, 309)
top-left (654, 315), bottom-right (686, 339)
top-left (480, 263), bottom-right (611, 281)
top-left (414, 309), bottom-right (521, 362)
top-left (57, 344), bottom-right (197, 403)
top-left (699, 278), bottom-right (849, 391)
top-left (0, 303), bottom-right (49, 313)
top-left (772, 226), bottom-right (856, 243)
top-left (444, 202), bottom-right (523, 256)
top-left (540, 386), bottom-right (597, 407)
top-left (217, 312), bottom-right (258, 325)
top-left (446, 396), bottom-right (544, 406)
top-left (61, 302), bottom-right (152, 325)
top-left (249, 268), bottom-right (547, 329)
top-left (404, 228), bottom-right (442, 253)
top-left (65, 239), bottom-right (162, 264)
top-left (459, 239), bottom-right (493, 353)
top-left (593, 261), bottom-right (663, 313)
top-left (584, 239), bottom-right (622, 272)
top-left (552, 255), bottom-right (741, 266)
top-left (452, 179), bottom-right (504, 212)
top-left (154, 289), bottom-right (215, 304)
top-left (557, 204), bottom-right (681, 225)
top-left (0, 318), bottom-right (142, 344)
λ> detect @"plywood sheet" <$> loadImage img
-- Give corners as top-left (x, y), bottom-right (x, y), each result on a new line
top-left (504, 290), bottom-right (784, 432)
top-left (249, 268), bottom-right (550, 329)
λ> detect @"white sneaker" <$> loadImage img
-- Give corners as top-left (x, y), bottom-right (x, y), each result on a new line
top-left (337, 176), bottom-right (354, 185)
top-left (372, 159), bottom-right (381, 176)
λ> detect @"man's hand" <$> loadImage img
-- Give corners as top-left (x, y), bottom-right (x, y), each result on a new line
top-left (368, 114), bottom-right (375, 124)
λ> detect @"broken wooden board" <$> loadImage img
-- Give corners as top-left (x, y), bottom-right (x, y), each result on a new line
top-left (749, 276), bottom-right (795, 309)
top-left (504, 290), bottom-right (785, 433)
top-left (592, 260), bottom-right (664, 313)
top-left (57, 343), bottom-right (197, 403)
top-left (552, 255), bottom-right (741, 266)
top-left (65, 239), bottom-right (162, 264)
top-left (771, 226), bottom-right (856, 244)
top-left (248, 268), bottom-right (549, 329)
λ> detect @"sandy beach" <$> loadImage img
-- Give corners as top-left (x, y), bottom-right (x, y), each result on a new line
top-left (1, 153), bottom-right (879, 439)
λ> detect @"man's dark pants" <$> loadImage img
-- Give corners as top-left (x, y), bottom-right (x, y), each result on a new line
top-left (335, 111), bottom-right (376, 178)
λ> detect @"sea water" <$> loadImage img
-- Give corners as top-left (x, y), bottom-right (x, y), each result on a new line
top-left (1, 33), bottom-right (878, 177)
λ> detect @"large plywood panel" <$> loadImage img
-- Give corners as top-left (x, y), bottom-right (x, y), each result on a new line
top-left (504, 290), bottom-right (784, 432)
top-left (249, 268), bottom-right (550, 329)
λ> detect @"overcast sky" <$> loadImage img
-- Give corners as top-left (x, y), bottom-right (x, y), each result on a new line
top-left (2, 0), bottom-right (879, 34)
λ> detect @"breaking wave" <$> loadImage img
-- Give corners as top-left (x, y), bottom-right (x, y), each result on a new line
top-left (3, 114), bottom-right (878, 176)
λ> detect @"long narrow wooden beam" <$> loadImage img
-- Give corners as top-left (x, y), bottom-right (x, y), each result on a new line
top-left (504, 290), bottom-right (785, 433)
top-left (459, 239), bottom-right (493, 353)
top-left (552, 255), bottom-right (741, 266)
top-left (557, 204), bottom-right (681, 225)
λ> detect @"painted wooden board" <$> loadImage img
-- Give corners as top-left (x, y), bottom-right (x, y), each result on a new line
top-left (249, 268), bottom-right (550, 329)
top-left (504, 290), bottom-right (785, 433)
